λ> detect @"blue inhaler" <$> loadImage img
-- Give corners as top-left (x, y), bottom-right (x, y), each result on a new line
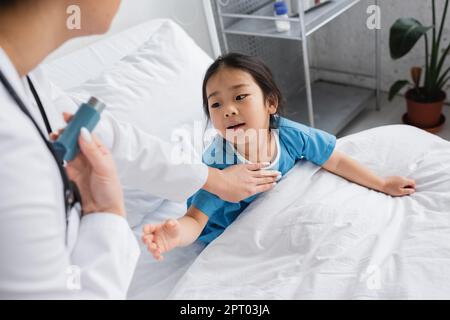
top-left (53, 97), bottom-right (106, 162)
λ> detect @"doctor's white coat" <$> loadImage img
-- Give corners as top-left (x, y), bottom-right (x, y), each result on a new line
top-left (0, 47), bottom-right (208, 299)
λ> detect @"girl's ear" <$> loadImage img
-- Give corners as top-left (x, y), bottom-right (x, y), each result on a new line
top-left (266, 94), bottom-right (278, 115)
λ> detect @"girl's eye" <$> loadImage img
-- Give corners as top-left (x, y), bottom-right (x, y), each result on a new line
top-left (211, 102), bottom-right (221, 109)
top-left (236, 94), bottom-right (248, 101)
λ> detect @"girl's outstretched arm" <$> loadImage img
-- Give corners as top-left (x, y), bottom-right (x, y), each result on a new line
top-left (322, 150), bottom-right (416, 197)
top-left (142, 206), bottom-right (208, 261)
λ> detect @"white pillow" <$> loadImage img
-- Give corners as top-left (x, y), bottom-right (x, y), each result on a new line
top-left (42, 19), bottom-right (175, 90)
top-left (66, 20), bottom-right (213, 142)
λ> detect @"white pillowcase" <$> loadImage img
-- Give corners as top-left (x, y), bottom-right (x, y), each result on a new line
top-left (42, 19), bottom-right (173, 91)
top-left (66, 20), bottom-right (213, 142)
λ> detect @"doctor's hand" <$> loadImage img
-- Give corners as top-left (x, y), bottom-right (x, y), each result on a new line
top-left (204, 164), bottom-right (280, 203)
top-left (65, 129), bottom-right (126, 217)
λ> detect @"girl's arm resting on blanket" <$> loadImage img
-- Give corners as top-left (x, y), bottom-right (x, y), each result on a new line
top-left (142, 206), bottom-right (208, 260)
top-left (178, 206), bottom-right (209, 247)
top-left (321, 150), bottom-right (416, 197)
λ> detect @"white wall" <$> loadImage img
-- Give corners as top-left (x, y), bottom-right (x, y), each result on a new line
top-left (48, 0), bottom-right (450, 99)
top-left (310, 0), bottom-right (450, 97)
top-left (49, 0), bottom-right (216, 60)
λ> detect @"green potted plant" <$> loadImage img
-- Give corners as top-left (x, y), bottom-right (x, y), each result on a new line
top-left (389, 0), bottom-right (449, 132)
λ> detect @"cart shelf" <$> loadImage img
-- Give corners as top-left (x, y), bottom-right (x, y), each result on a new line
top-left (221, 0), bottom-right (360, 40)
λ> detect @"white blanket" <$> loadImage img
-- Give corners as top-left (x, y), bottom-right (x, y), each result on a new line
top-left (166, 125), bottom-right (450, 299)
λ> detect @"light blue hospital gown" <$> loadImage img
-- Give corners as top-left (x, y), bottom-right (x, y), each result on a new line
top-left (187, 117), bottom-right (337, 245)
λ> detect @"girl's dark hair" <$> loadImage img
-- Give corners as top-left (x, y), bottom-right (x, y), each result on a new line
top-left (202, 53), bottom-right (283, 129)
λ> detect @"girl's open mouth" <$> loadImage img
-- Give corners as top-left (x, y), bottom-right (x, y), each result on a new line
top-left (227, 123), bottom-right (246, 130)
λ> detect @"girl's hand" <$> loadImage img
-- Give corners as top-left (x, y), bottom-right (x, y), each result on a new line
top-left (142, 219), bottom-right (182, 261)
top-left (382, 176), bottom-right (416, 197)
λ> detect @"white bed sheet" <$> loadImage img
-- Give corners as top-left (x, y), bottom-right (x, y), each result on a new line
top-left (125, 195), bottom-right (205, 300)
top-left (157, 125), bottom-right (450, 300)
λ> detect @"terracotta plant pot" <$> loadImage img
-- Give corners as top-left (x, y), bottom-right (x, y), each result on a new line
top-left (405, 89), bottom-right (446, 129)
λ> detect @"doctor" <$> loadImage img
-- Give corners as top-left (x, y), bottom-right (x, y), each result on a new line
top-left (0, 0), bottom-right (279, 299)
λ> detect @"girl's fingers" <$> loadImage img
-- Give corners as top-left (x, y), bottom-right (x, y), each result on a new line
top-left (408, 179), bottom-right (416, 188)
top-left (401, 188), bottom-right (415, 195)
top-left (143, 224), bottom-right (156, 235)
top-left (147, 242), bottom-right (158, 252)
top-left (142, 234), bottom-right (153, 244)
top-left (402, 178), bottom-right (416, 188)
top-left (152, 247), bottom-right (163, 261)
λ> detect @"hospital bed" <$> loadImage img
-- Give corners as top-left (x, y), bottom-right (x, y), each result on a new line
top-left (42, 19), bottom-right (450, 299)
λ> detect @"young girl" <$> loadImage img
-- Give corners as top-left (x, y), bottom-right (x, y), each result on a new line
top-left (142, 53), bottom-right (416, 261)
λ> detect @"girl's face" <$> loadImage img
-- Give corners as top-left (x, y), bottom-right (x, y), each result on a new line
top-left (206, 67), bottom-right (278, 144)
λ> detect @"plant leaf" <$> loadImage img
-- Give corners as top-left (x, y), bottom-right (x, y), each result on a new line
top-left (438, 66), bottom-right (450, 88)
top-left (440, 76), bottom-right (450, 89)
top-left (424, 33), bottom-right (431, 91)
top-left (437, 0), bottom-right (449, 53)
top-left (390, 18), bottom-right (432, 59)
top-left (389, 80), bottom-right (411, 101)
top-left (436, 42), bottom-right (450, 84)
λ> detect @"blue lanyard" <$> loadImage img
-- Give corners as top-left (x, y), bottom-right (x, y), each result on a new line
top-left (0, 69), bottom-right (81, 219)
